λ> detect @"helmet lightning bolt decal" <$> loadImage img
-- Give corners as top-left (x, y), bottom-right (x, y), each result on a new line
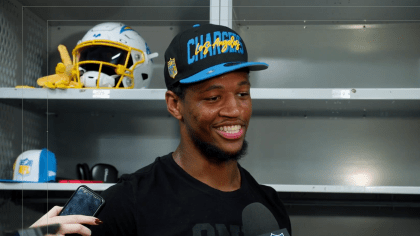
top-left (120, 26), bottom-right (134, 34)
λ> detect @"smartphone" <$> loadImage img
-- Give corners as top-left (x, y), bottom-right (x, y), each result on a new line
top-left (59, 185), bottom-right (105, 216)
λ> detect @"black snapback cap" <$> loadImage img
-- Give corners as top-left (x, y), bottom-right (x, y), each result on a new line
top-left (164, 23), bottom-right (268, 88)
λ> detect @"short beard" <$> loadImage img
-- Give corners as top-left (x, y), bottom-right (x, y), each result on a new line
top-left (186, 125), bottom-right (248, 165)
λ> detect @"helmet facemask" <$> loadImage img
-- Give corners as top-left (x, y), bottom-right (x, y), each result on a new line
top-left (73, 40), bottom-right (145, 88)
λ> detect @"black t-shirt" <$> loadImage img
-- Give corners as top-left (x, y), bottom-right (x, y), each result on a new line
top-left (90, 152), bottom-right (291, 236)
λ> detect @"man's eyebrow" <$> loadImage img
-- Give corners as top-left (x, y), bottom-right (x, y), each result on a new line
top-left (238, 80), bottom-right (251, 87)
top-left (203, 80), bottom-right (251, 92)
top-left (203, 84), bottom-right (224, 92)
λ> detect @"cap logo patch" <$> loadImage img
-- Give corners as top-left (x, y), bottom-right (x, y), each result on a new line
top-left (18, 158), bottom-right (33, 176)
top-left (168, 58), bottom-right (178, 79)
top-left (195, 36), bottom-right (241, 56)
top-left (187, 31), bottom-right (244, 65)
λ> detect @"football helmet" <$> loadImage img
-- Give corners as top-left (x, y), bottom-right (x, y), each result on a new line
top-left (72, 22), bottom-right (158, 89)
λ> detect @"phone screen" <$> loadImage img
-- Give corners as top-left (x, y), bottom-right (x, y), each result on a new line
top-left (59, 185), bottom-right (105, 216)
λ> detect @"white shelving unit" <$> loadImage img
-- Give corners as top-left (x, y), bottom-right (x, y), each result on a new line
top-left (4, 87), bottom-right (420, 100)
top-left (2, 88), bottom-right (420, 115)
top-left (0, 0), bottom-right (419, 190)
top-left (0, 0), bottom-right (417, 189)
top-left (0, 182), bottom-right (113, 191)
top-left (1, 0), bottom-right (420, 234)
top-left (2, 182), bottom-right (420, 195)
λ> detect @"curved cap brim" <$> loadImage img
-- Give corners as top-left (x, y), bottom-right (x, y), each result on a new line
top-left (179, 61), bottom-right (268, 84)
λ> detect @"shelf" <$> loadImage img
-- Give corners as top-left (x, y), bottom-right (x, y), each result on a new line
top-left (268, 184), bottom-right (420, 195)
top-left (0, 182), bottom-right (113, 191)
top-left (1, 183), bottom-right (420, 195)
top-left (0, 88), bottom-right (166, 100)
top-left (3, 87), bottom-right (420, 100)
top-left (1, 88), bottom-right (420, 117)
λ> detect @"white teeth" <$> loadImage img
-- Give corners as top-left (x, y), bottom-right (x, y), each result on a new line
top-left (217, 125), bottom-right (241, 133)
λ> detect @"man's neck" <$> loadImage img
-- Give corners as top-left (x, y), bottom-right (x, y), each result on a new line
top-left (172, 145), bottom-right (241, 192)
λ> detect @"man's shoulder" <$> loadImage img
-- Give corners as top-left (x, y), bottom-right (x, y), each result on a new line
top-left (240, 165), bottom-right (278, 197)
top-left (239, 165), bottom-right (262, 188)
top-left (121, 152), bottom-right (173, 181)
top-left (101, 152), bottom-right (173, 199)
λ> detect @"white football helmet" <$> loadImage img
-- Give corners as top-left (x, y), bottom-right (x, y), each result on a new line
top-left (72, 22), bottom-right (158, 89)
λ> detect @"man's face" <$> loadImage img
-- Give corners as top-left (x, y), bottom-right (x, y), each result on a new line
top-left (181, 70), bottom-right (252, 164)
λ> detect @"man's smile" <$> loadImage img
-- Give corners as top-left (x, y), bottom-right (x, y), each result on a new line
top-left (214, 125), bottom-right (244, 140)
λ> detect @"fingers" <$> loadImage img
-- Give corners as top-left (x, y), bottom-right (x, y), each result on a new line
top-left (48, 205), bottom-right (63, 217)
top-left (43, 224), bottom-right (92, 236)
top-left (31, 206), bottom-right (102, 229)
top-left (57, 224), bottom-right (92, 236)
top-left (38, 215), bottom-right (100, 227)
top-left (30, 206), bottom-right (63, 228)
top-left (57, 215), bottom-right (100, 226)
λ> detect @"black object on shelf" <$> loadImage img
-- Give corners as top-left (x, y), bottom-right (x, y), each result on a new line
top-left (91, 164), bottom-right (118, 183)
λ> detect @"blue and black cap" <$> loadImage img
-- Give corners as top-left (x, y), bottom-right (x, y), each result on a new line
top-left (164, 23), bottom-right (268, 88)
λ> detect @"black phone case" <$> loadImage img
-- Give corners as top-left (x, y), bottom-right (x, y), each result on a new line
top-left (59, 185), bottom-right (105, 217)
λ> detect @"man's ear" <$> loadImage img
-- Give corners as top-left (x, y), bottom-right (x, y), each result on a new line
top-left (165, 90), bottom-right (183, 120)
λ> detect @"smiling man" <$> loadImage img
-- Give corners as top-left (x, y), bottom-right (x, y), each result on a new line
top-left (167, 69), bottom-right (251, 193)
top-left (30, 24), bottom-right (291, 236)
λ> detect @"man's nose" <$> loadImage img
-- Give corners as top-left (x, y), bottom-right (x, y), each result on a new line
top-left (219, 94), bottom-right (241, 117)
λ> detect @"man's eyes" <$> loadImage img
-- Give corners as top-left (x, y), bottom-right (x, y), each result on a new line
top-left (206, 96), bottom-right (220, 101)
top-left (205, 92), bottom-right (249, 101)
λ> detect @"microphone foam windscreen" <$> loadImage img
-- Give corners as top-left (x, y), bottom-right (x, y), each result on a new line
top-left (242, 202), bottom-right (290, 236)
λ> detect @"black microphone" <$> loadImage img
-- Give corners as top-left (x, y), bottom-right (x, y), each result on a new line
top-left (242, 202), bottom-right (290, 236)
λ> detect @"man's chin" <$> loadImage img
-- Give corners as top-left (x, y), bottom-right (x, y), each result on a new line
top-left (192, 135), bottom-right (249, 165)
